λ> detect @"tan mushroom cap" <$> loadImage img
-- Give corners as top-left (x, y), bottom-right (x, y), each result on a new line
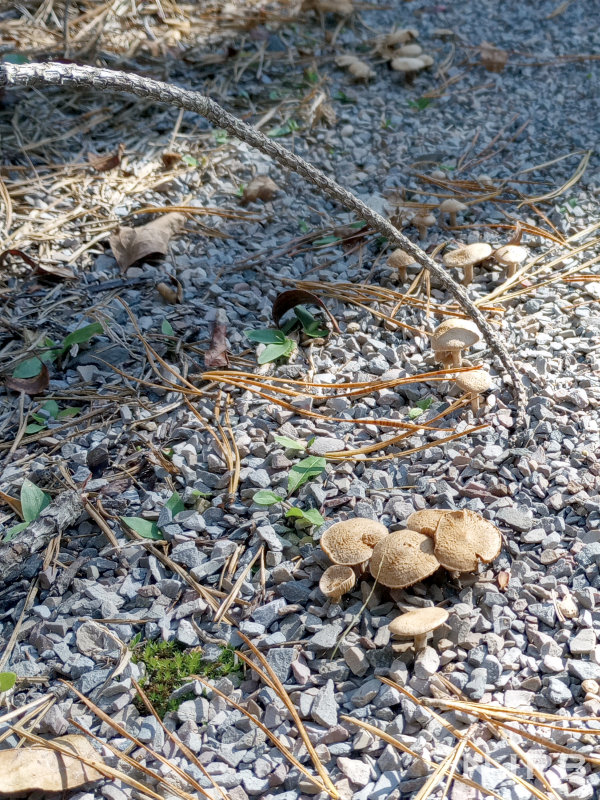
top-left (370, 529), bottom-right (440, 588)
top-left (418, 54), bottom-right (434, 67)
top-left (349, 61), bottom-right (376, 79)
top-left (391, 57), bottom-right (425, 73)
top-left (388, 606), bottom-right (449, 638)
top-left (388, 249), bottom-right (415, 268)
top-left (430, 319), bottom-right (482, 352)
top-left (406, 509), bottom-right (448, 537)
top-left (321, 518), bottom-right (389, 566)
top-left (397, 44), bottom-right (423, 57)
top-left (455, 369), bottom-right (492, 394)
top-left (443, 243), bottom-right (492, 269)
top-left (336, 54), bottom-right (360, 67)
top-left (242, 176), bottom-right (279, 204)
top-left (494, 245), bottom-right (527, 266)
top-left (440, 198), bottom-right (467, 214)
top-left (434, 509), bottom-right (502, 572)
top-left (319, 565), bottom-right (356, 601)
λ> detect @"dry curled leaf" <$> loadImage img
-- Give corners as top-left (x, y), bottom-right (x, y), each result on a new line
top-left (157, 274), bottom-right (183, 304)
top-left (87, 143), bottom-right (125, 172)
top-left (0, 489), bottom-right (23, 518)
top-left (205, 309), bottom-right (229, 368)
top-left (480, 41), bottom-right (508, 73)
top-left (0, 734), bottom-right (105, 793)
top-left (0, 249), bottom-right (74, 279)
top-left (109, 213), bottom-right (186, 272)
top-left (5, 363), bottom-right (49, 395)
top-left (272, 288), bottom-right (340, 333)
top-left (161, 151), bottom-right (182, 169)
top-left (242, 176), bottom-right (279, 204)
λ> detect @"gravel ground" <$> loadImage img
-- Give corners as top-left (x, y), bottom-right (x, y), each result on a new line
top-left (2, 1), bottom-right (600, 800)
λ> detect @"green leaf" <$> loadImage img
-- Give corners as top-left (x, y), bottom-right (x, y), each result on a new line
top-left (3, 54), bottom-right (28, 64)
top-left (407, 97), bottom-right (431, 111)
top-left (57, 406), bottom-right (81, 419)
top-left (258, 341), bottom-right (293, 364)
top-left (121, 516), bottom-right (162, 539)
top-left (165, 491), bottom-right (185, 518)
top-left (408, 407), bottom-right (424, 420)
top-left (294, 305), bottom-right (317, 329)
top-left (288, 456), bottom-right (326, 495)
top-left (62, 322), bottom-right (103, 352)
top-left (25, 423), bottom-right (46, 434)
top-left (0, 672), bottom-right (17, 692)
top-left (42, 400), bottom-right (59, 418)
top-left (130, 631), bottom-right (142, 648)
top-left (253, 490), bottom-right (284, 506)
top-left (274, 435), bottom-right (305, 450)
top-left (3, 522), bottom-right (28, 542)
top-left (162, 319), bottom-right (174, 336)
top-left (299, 219), bottom-right (310, 233)
top-left (182, 155), bottom-right (198, 167)
top-left (313, 236), bottom-right (341, 246)
top-left (244, 329), bottom-right (286, 344)
top-left (307, 436), bottom-right (316, 447)
top-left (21, 478), bottom-right (51, 523)
top-left (285, 507), bottom-right (324, 526)
top-left (304, 321), bottom-right (329, 338)
top-left (12, 358), bottom-right (42, 379)
top-left (415, 396), bottom-right (433, 411)
top-left (349, 221), bottom-right (367, 229)
top-left (282, 339), bottom-right (296, 357)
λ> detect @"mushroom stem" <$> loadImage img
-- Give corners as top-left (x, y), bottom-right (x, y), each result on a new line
top-left (470, 392), bottom-right (481, 413)
top-left (451, 350), bottom-right (462, 367)
top-left (449, 211), bottom-right (457, 227)
top-left (463, 262), bottom-right (474, 285)
top-left (413, 632), bottom-right (428, 651)
top-left (399, 266), bottom-right (407, 283)
top-left (417, 223), bottom-right (426, 240)
top-left (507, 262), bottom-right (516, 279)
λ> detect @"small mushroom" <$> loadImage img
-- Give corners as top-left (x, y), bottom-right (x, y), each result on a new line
top-left (320, 518), bottom-right (389, 566)
top-left (242, 176), bottom-right (279, 204)
top-left (439, 198), bottom-right (467, 227)
top-left (388, 607), bottom-right (449, 651)
top-left (430, 319), bottom-right (482, 368)
top-left (348, 61), bottom-right (376, 81)
top-left (442, 242), bottom-right (492, 286)
top-left (406, 509), bottom-right (448, 537)
top-left (336, 54), bottom-right (361, 67)
top-left (370, 529), bottom-right (440, 588)
top-left (418, 54), bottom-right (434, 68)
top-left (454, 369), bottom-right (492, 413)
top-left (493, 244), bottom-right (528, 279)
top-left (319, 565), bottom-right (356, 602)
top-left (396, 43), bottom-right (423, 57)
top-left (433, 510), bottom-right (502, 573)
top-left (391, 57), bottom-right (426, 79)
top-left (412, 212), bottom-right (436, 241)
top-left (387, 249), bottom-right (416, 283)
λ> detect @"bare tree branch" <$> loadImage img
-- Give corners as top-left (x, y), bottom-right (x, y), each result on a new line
top-left (0, 62), bottom-right (527, 431)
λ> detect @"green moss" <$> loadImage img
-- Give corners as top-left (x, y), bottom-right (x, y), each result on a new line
top-left (132, 640), bottom-right (242, 718)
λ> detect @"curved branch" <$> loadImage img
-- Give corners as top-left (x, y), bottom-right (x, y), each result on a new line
top-left (0, 62), bottom-right (527, 430)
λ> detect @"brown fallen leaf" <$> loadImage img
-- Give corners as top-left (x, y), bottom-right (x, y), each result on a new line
top-left (109, 213), bottom-right (185, 272)
top-left (161, 151), bottom-right (182, 169)
top-left (157, 274), bottom-right (183, 304)
top-left (242, 176), bottom-right (279, 204)
top-left (0, 489), bottom-right (23, 519)
top-left (205, 309), bottom-right (229, 368)
top-left (37, 261), bottom-right (76, 279)
top-left (480, 41), bottom-right (508, 73)
top-left (272, 288), bottom-right (340, 333)
top-left (0, 248), bottom-right (38, 270)
top-left (0, 734), bottom-right (105, 793)
top-left (87, 143), bottom-right (125, 172)
top-left (5, 363), bottom-right (50, 395)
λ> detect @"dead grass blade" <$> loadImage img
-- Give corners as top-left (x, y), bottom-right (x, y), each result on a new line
top-left (0, 177), bottom-right (12, 235)
top-left (190, 671), bottom-right (333, 796)
top-left (518, 149), bottom-right (592, 207)
top-left (213, 544), bottom-right (264, 625)
top-left (234, 631), bottom-right (338, 797)
top-left (413, 747), bottom-right (457, 800)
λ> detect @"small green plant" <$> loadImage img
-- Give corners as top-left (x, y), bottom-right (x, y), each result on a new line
top-left (132, 640), bottom-right (242, 718)
top-left (267, 120), bottom-right (299, 138)
top-left (244, 329), bottom-right (296, 364)
top-left (285, 506), bottom-right (324, 526)
top-left (161, 319), bottom-right (174, 336)
top-left (12, 323), bottom-right (104, 380)
top-left (409, 396), bottom-right (433, 420)
top-left (333, 90), bottom-right (355, 104)
top-left (121, 490), bottom-right (183, 540)
top-left (0, 672), bottom-right (16, 692)
top-left (299, 219), bottom-right (310, 233)
top-left (288, 455), bottom-right (326, 494)
top-left (407, 97), bottom-right (432, 111)
top-left (3, 479), bottom-right (51, 542)
top-left (25, 399), bottom-right (80, 435)
top-left (182, 155), bottom-right (198, 167)
top-left (213, 130), bottom-right (228, 145)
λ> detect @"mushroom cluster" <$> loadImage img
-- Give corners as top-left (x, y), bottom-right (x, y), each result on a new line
top-left (374, 28), bottom-right (435, 78)
top-left (335, 54), bottom-right (376, 81)
top-left (318, 510), bottom-right (502, 601)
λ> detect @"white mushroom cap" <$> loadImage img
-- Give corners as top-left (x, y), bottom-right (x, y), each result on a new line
top-left (321, 518), bottom-right (389, 566)
top-left (336, 54), bottom-right (360, 67)
top-left (443, 243), bottom-right (492, 269)
top-left (454, 369), bottom-right (492, 394)
top-left (440, 199), bottom-right (467, 215)
top-left (370, 529), bottom-right (440, 588)
top-left (413, 212), bottom-right (436, 227)
top-left (433, 510), bottom-right (502, 572)
top-left (319, 565), bottom-right (356, 601)
top-left (349, 61), bottom-right (376, 79)
top-left (391, 57), bottom-right (425, 73)
top-left (406, 509), bottom-right (448, 537)
top-left (387, 249), bottom-right (416, 269)
top-left (430, 319), bottom-right (482, 352)
top-left (494, 245), bottom-right (527, 267)
top-left (396, 44), bottom-right (423, 57)
top-left (388, 607), bottom-right (449, 638)
top-left (418, 54), bottom-right (434, 67)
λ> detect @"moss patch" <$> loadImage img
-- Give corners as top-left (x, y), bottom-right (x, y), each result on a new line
top-left (132, 640), bottom-right (242, 718)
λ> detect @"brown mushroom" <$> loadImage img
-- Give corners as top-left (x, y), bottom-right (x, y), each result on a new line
top-left (320, 518), bottom-right (389, 566)
top-left (370, 529), bottom-right (440, 588)
top-left (412, 212), bottom-right (436, 241)
top-left (442, 242), bottom-right (492, 286)
top-left (454, 369), bottom-right (492, 413)
top-left (387, 249), bottom-right (416, 283)
top-left (439, 198), bottom-right (467, 227)
top-left (319, 565), bottom-right (356, 602)
top-left (406, 509), bottom-right (448, 537)
top-left (433, 510), bottom-right (502, 573)
top-left (242, 176), bottom-right (279, 204)
top-left (493, 244), bottom-right (528, 279)
top-left (388, 607), bottom-right (449, 651)
top-left (430, 319), bottom-right (482, 368)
